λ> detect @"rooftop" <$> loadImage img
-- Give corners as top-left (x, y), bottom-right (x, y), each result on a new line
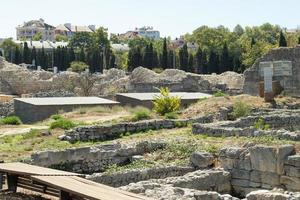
top-left (116, 92), bottom-right (212, 101)
top-left (15, 97), bottom-right (119, 106)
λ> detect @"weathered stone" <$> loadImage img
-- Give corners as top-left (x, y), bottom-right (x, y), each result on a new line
top-left (285, 155), bottom-right (300, 167)
top-left (280, 176), bottom-right (300, 191)
top-left (190, 152), bottom-right (214, 168)
top-left (246, 190), bottom-right (300, 200)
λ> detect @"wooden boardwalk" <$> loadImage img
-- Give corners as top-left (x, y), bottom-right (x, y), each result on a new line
top-left (0, 162), bottom-right (150, 200)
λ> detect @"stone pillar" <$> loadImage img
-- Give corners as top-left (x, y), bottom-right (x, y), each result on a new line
top-left (37, 66), bottom-right (41, 71)
top-left (53, 67), bottom-right (58, 74)
top-left (263, 66), bottom-right (274, 102)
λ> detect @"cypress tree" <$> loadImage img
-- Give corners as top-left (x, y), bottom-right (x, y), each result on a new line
top-left (14, 46), bottom-right (21, 64)
top-left (195, 47), bottom-right (203, 73)
top-left (188, 53), bottom-right (194, 72)
top-left (31, 46), bottom-right (37, 66)
top-left (152, 49), bottom-right (159, 68)
top-left (179, 44), bottom-right (189, 71)
top-left (202, 50), bottom-right (208, 74)
top-left (298, 37), bottom-right (300, 45)
top-left (168, 50), bottom-right (174, 68)
top-left (22, 42), bottom-right (30, 64)
top-left (220, 43), bottom-right (230, 73)
top-left (142, 44), bottom-right (151, 68)
top-left (279, 31), bottom-right (287, 47)
top-left (251, 37), bottom-right (256, 47)
top-left (79, 48), bottom-right (85, 62)
top-left (109, 53), bottom-right (116, 68)
top-left (69, 47), bottom-right (75, 64)
top-left (208, 51), bottom-right (219, 74)
top-left (162, 37), bottom-right (168, 69)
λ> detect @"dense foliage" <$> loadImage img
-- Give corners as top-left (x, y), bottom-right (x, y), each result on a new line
top-left (1, 23), bottom-right (299, 74)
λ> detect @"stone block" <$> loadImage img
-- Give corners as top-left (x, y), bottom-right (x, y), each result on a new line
top-left (249, 145), bottom-right (295, 174)
top-left (231, 169), bottom-right (250, 180)
top-left (285, 155), bottom-right (300, 167)
top-left (284, 165), bottom-right (300, 178)
top-left (261, 172), bottom-right (280, 186)
top-left (280, 175), bottom-right (300, 191)
top-left (190, 152), bottom-right (214, 168)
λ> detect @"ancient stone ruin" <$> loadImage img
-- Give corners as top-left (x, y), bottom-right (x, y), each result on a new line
top-left (244, 46), bottom-right (300, 97)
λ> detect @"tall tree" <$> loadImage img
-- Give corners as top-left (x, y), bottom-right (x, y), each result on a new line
top-left (14, 46), bottom-right (21, 64)
top-left (161, 37), bottom-right (168, 69)
top-left (195, 47), bottom-right (203, 73)
top-left (279, 31), bottom-right (287, 47)
top-left (179, 44), bottom-right (189, 71)
top-left (219, 43), bottom-right (230, 73)
top-left (22, 42), bottom-right (31, 64)
top-left (188, 53), bottom-right (194, 72)
top-left (31, 46), bottom-right (37, 66)
top-left (208, 51), bottom-right (219, 74)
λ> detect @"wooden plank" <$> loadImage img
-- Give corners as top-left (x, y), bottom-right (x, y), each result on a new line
top-left (32, 176), bottom-right (151, 200)
top-left (0, 162), bottom-right (82, 177)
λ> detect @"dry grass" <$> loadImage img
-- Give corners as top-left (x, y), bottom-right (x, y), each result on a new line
top-left (180, 94), bottom-right (300, 118)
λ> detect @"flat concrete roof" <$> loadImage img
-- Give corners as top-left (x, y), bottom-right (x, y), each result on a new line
top-left (14, 97), bottom-right (119, 106)
top-left (116, 92), bottom-right (212, 101)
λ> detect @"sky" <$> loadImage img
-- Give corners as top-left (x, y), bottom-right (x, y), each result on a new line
top-left (1, 0), bottom-right (300, 39)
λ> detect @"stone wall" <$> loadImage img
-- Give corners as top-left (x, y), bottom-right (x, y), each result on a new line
top-left (30, 141), bottom-right (166, 174)
top-left (87, 166), bottom-right (195, 187)
top-left (63, 115), bottom-right (213, 143)
top-left (193, 110), bottom-right (300, 140)
top-left (243, 47), bottom-right (300, 97)
top-left (0, 101), bottom-right (14, 117)
top-left (219, 145), bottom-right (299, 197)
top-left (120, 169), bottom-right (232, 194)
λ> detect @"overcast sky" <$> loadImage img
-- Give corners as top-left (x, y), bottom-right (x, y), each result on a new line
top-left (0, 0), bottom-right (299, 39)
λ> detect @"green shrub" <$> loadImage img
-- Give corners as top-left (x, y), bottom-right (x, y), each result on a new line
top-left (50, 118), bottom-right (76, 130)
top-left (68, 61), bottom-right (89, 73)
top-left (231, 101), bottom-right (251, 119)
top-left (153, 87), bottom-right (181, 116)
top-left (254, 117), bottom-right (270, 130)
top-left (213, 91), bottom-right (227, 97)
top-left (152, 68), bottom-right (163, 73)
top-left (132, 107), bottom-right (151, 121)
top-left (164, 112), bottom-right (178, 119)
top-left (51, 114), bottom-right (63, 120)
top-left (0, 116), bottom-right (22, 125)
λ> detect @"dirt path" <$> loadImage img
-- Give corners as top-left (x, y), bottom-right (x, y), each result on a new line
top-left (0, 125), bottom-right (48, 137)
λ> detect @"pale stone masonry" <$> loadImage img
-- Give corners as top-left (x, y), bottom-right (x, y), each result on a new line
top-left (243, 46), bottom-right (300, 97)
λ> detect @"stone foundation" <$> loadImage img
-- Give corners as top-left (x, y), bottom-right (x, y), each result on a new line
top-left (219, 145), bottom-right (299, 197)
top-left (31, 141), bottom-right (166, 174)
top-left (63, 115), bottom-right (213, 143)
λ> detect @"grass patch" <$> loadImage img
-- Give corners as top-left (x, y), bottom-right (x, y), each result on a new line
top-left (230, 100), bottom-right (251, 119)
top-left (131, 106), bottom-right (152, 121)
top-left (49, 118), bottom-right (76, 130)
top-left (254, 117), bottom-right (270, 130)
top-left (164, 112), bottom-right (178, 119)
top-left (213, 91), bottom-right (228, 97)
top-left (105, 160), bottom-right (156, 175)
top-left (0, 116), bottom-right (22, 125)
top-left (51, 114), bottom-right (63, 120)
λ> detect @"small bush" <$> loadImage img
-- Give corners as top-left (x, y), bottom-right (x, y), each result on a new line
top-left (153, 87), bottom-right (181, 116)
top-left (50, 118), bottom-right (76, 130)
top-left (0, 116), bottom-right (22, 125)
top-left (164, 112), bottom-right (178, 119)
top-left (132, 107), bottom-right (151, 121)
top-left (254, 117), bottom-right (270, 130)
top-left (213, 91), bottom-right (227, 97)
top-left (231, 101), bottom-right (251, 119)
top-left (68, 61), bottom-right (89, 73)
top-left (152, 68), bottom-right (163, 73)
top-left (51, 114), bottom-right (63, 120)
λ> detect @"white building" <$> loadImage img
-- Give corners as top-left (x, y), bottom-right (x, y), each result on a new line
top-left (135, 26), bottom-right (160, 40)
top-left (16, 19), bottom-right (55, 41)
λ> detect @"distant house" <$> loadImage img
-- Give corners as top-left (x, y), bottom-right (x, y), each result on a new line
top-left (115, 26), bottom-right (160, 41)
top-left (111, 43), bottom-right (130, 52)
top-left (16, 18), bottom-right (55, 41)
top-left (14, 40), bottom-right (68, 52)
top-left (171, 37), bottom-right (198, 51)
top-left (54, 23), bottom-right (96, 39)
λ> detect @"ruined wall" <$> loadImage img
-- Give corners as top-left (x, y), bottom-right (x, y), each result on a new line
top-left (63, 115), bottom-right (213, 143)
top-left (30, 141), bottom-right (166, 174)
top-left (219, 145), bottom-right (299, 197)
top-left (243, 47), bottom-right (300, 97)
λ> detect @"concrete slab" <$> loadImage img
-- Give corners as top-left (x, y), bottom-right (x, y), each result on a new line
top-left (14, 97), bottom-right (119, 123)
top-left (116, 92), bottom-right (212, 109)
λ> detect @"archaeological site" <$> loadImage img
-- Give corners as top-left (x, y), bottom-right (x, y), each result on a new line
top-left (0, 43), bottom-right (300, 199)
